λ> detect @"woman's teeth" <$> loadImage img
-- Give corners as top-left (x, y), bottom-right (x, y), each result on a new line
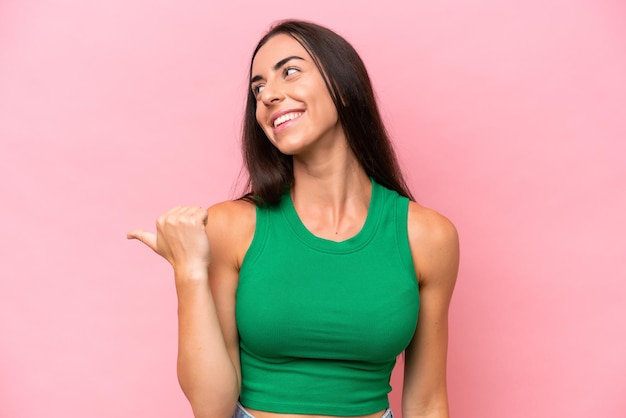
top-left (274, 112), bottom-right (303, 128)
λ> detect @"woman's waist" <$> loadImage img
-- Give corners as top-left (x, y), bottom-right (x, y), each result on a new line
top-left (235, 403), bottom-right (393, 418)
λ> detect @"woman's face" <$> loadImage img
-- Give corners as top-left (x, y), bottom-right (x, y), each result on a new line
top-left (250, 34), bottom-right (343, 156)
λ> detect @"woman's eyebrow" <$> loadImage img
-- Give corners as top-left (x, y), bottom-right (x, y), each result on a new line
top-left (250, 55), bottom-right (304, 84)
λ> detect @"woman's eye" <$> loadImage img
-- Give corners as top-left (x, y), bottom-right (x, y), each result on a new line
top-left (285, 67), bottom-right (299, 76)
top-left (253, 85), bottom-right (265, 96)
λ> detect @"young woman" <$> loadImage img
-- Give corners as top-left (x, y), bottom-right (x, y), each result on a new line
top-left (128, 20), bottom-right (459, 418)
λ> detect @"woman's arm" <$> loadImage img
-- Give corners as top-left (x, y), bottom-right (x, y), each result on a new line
top-left (128, 200), bottom-right (255, 418)
top-left (402, 202), bottom-right (459, 418)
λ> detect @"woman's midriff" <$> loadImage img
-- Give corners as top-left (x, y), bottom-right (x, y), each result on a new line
top-left (244, 408), bottom-right (387, 418)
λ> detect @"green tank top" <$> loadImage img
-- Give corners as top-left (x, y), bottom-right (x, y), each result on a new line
top-left (236, 179), bottom-right (419, 416)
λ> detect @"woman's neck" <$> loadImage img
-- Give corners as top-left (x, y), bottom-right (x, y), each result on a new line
top-left (290, 149), bottom-right (372, 240)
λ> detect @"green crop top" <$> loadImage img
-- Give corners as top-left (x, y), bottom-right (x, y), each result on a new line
top-left (236, 179), bottom-right (420, 416)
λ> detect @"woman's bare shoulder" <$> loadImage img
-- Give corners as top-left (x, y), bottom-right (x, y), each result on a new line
top-left (207, 199), bottom-right (256, 223)
top-left (407, 201), bottom-right (459, 285)
top-left (205, 199), bottom-right (256, 267)
top-left (407, 202), bottom-right (457, 241)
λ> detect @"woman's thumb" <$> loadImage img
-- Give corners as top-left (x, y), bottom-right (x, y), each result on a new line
top-left (127, 229), bottom-right (158, 252)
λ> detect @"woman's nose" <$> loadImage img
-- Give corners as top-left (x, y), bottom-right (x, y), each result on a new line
top-left (259, 82), bottom-right (284, 106)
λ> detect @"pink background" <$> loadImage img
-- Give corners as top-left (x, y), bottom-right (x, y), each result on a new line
top-left (1, 1), bottom-right (625, 417)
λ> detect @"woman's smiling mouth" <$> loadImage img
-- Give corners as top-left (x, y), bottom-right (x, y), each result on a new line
top-left (271, 111), bottom-right (305, 134)
top-left (273, 111), bottom-right (304, 128)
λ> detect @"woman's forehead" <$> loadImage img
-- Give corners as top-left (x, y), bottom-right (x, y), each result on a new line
top-left (251, 34), bottom-right (312, 74)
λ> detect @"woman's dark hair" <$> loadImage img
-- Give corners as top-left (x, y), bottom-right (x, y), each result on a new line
top-left (241, 20), bottom-right (414, 206)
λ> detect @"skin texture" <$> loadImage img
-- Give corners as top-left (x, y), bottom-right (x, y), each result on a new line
top-left (128, 33), bottom-right (459, 418)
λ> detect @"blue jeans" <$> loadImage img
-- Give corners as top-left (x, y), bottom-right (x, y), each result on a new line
top-left (233, 402), bottom-right (394, 418)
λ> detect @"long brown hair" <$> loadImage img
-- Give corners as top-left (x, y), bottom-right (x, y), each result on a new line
top-left (241, 20), bottom-right (413, 206)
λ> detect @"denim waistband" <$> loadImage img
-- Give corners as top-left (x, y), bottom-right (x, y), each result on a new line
top-left (233, 403), bottom-right (394, 418)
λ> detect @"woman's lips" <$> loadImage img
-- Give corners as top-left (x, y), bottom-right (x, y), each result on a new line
top-left (272, 111), bottom-right (304, 134)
